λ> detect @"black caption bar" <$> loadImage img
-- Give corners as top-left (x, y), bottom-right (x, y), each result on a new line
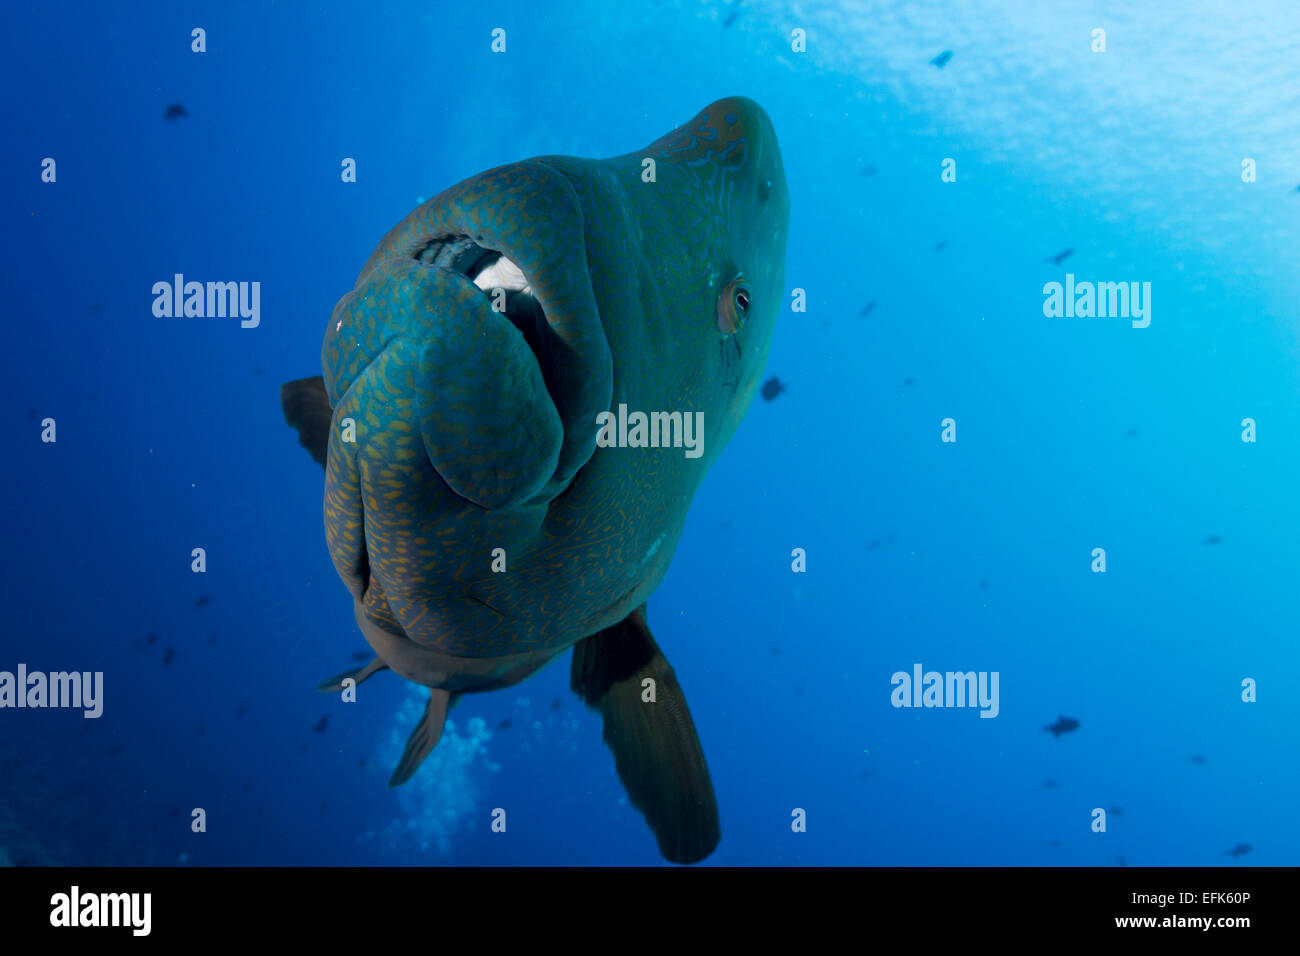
top-left (0, 866), bottom-right (1271, 942)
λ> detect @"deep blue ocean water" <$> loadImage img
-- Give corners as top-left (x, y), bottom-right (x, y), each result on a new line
top-left (2, 0), bottom-right (1297, 866)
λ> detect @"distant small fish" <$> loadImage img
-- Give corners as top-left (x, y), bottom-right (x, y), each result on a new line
top-left (930, 50), bottom-right (953, 68)
top-left (1047, 839), bottom-right (1061, 848)
top-left (146, 632), bottom-right (159, 646)
top-left (163, 103), bottom-right (188, 120)
top-left (978, 578), bottom-right (989, 590)
top-left (26, 409), bottom-right (37, 421)
top-left (498, 717), bottom-right (513, 729)
top-left (89, 302), bottom-right (102, 314)
top-left (107, 744), bottom-right (124, 756)
top-left (350, 650), bottom-right (371, 661)
top-left (866, 538), bottom-right (880, 551)
top-left (358, 756), bottom-right (366, 767)
top-left (207, 633), bottom-right (217, 644)
top-left (1042, 778), bottom-right (1059, 789)
top-left (550, 697), bottom-right (561, 711)
top-left (1203, 535), bottom-right (1222, 546)
top-left (722, 5), bottom-right (741, 28)
top-left (1126, 428), bottom-right (1139, 439)
top-left (885, 532), bottom-right (898, 545)
top-left (901, 377), bottom-right (915, 388)
top-left (768, 645), bottom-right (781, 655)
top-left (1044, 715), bottom-right (1079, 737)
top-left (1117, 853), bottom-right (1127, 867)
top-left (235, 704), bottom-right (246, 717)
top-left (860, 300), bottom-right (877, 317)
top-left (1109, 806), bottom-right (1125, 816)
top-left (933, 240), bottom-right (947, 253)
top-left (1047, 247), bottom-right (1074, 266)
top-left (195, 595), bottom-right (210, 609)
top-left (760, 376), bottom-right (785, 401)
top-left (162, 647), bottom-right (175, 666)
top-left (193, 724), bottom-right (204, 735)
top-left (860, 165), bottom-right (877, 177)
top-left (860, 770), bottom-right (872, 780)
top-left (1225, 843), bottom-right (1251, 858)
top-left (1190, 754), bottom-right (1207, 764)
top-left (314, 715), bottom-right (329, 733)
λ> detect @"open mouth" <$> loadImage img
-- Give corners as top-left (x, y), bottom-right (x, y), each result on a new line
top-left (413, 236), bottom-right (548, 367)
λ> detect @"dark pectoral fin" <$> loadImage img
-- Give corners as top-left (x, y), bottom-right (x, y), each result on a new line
top-left (316, 656), bottom-right (388, 693)
top-left (388, 689), bottom-right (453, 787)
top-left (281, 375), bottom-right (332, 467)
top-left (571, 606), bottom-right (720, 864)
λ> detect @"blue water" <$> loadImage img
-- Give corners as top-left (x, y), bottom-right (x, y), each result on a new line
top-left (2, 0), bottom-right (1297, 866)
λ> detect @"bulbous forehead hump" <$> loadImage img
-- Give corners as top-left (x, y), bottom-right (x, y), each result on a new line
top-left (644, 96), bottom-right (781, 176)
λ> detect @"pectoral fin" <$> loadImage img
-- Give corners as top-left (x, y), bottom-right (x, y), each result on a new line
top-left (316, 656), bottom-right (388, 693)
top-left (281, 375), bottom-right (332, 467)
top-left (571, 605), bottom-right (720, 864)
top-left (388, 688), bottom-right (454, 787)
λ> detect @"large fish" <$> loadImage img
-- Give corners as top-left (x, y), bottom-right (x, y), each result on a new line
top-left (281, 96), bottom-right (789, 863)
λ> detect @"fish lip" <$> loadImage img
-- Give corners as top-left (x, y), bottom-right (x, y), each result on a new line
top-left (362, 160), bottom-right (613, 491)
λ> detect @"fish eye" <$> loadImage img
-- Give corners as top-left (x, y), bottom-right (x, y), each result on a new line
top-left (717, 274), bottom-right (750, 336)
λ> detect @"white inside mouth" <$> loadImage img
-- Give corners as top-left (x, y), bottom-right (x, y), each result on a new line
top-left (472, 255), bottom-right (532, 296)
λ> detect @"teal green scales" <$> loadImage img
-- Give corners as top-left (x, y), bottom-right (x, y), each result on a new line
top-left (282, 97), bottom-right (789, 863)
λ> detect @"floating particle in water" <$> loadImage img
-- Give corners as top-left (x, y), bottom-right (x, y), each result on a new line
top-left (930, 50), bottom-right (953, 68)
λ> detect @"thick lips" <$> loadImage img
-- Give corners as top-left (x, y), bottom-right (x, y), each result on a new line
top-left (361, 159), bottom-right (613, 500)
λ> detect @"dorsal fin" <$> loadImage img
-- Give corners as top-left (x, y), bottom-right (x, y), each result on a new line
top-left (280, 375), bottom-right (332, 467)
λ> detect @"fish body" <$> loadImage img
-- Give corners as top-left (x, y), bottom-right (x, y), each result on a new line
top-left (283, 97), bottom-right (789, 863)
top-left (1044, 715), bottom-right (1079, 737)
